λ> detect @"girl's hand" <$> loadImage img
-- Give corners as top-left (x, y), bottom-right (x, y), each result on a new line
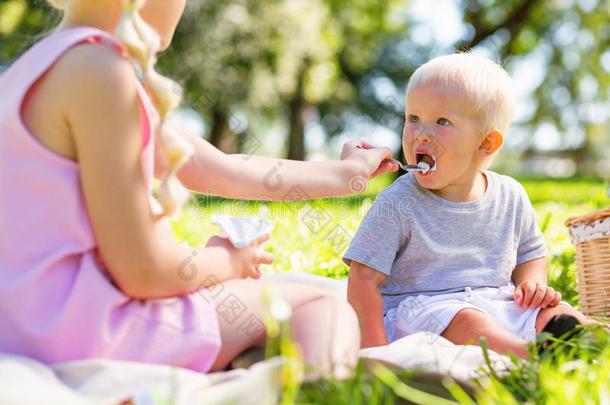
top-left (340, 140), bottom-right (398, 178)
top-left (513, 280), bottom-right (562, 309)
top-left (206, 234), bottom-right (274, 279)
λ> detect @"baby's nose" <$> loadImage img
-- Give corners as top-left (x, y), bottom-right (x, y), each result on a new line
top-left (415, 130), bottom-right (433, 143)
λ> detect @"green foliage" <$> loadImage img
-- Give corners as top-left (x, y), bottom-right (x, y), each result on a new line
top-left (2, 1), bottom-right (608, 167)
top-left (0, 0), bottom-right (60, 65)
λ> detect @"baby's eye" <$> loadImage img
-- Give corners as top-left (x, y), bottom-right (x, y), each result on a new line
top-left (407, 114), bottom-right (419, 123)
top-left (437, 117), bottom-right (450, 126)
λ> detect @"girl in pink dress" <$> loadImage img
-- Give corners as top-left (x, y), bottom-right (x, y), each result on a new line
top-left (0, 0), bottom-right (396, 377)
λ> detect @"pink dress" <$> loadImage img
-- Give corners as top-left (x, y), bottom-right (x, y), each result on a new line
top-left (0, 27), bottom-right (221, 372)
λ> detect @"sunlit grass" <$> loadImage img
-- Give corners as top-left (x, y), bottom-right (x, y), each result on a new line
top-left (170, 176), bottom-right (609, 403)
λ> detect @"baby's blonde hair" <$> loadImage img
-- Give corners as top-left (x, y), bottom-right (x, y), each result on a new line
top-left (47, 0), bottom-right (193, 217)
top-left (406, 53), bottom-right (515, 134)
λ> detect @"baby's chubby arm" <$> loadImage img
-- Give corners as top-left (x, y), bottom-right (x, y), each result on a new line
top-left (348, 261), bottom-right (389, 348)
top-left (511, 257), bottom-right (561, 309)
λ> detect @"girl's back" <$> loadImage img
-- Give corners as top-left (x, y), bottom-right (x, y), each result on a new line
top-left (0, 27), bottom-right (221, 371)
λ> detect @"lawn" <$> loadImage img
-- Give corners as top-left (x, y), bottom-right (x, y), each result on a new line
top-left (171, 175), bottom-right (609, 404)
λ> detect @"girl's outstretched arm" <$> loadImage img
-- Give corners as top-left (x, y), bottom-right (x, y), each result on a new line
top-left (60, 44), bottom-right (267, 299)
top-left (158, 124), bottom-right (398, 200)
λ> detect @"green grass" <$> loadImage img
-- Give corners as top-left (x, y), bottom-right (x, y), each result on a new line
top-left (171, 175), bottom-right (609, 404)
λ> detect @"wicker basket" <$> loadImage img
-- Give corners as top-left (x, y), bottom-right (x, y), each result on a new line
top-left (565, 207), bottom-right (610, 318)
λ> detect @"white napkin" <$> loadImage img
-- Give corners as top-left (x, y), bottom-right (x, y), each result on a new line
top-left (212, 215), bottom-right (275, 248)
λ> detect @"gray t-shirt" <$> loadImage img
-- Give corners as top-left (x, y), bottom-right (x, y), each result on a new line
top-left (343, 170), bottom-right (547, 313)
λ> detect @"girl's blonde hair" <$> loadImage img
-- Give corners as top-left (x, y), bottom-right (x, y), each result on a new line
top-left (406, 53), bottom-right (515, 134)
top-left (47, 0), bottom-right (193, 217)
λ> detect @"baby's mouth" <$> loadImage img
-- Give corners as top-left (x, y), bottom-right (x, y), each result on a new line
top-left (416, 153), bottom-right (437, 172)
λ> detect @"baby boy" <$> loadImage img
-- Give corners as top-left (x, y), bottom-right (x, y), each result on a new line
top-left (344, 53), bottom-right (590, 358)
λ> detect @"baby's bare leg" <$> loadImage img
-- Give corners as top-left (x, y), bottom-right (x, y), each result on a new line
top-left (441, 308), bottom-right (529, 358)
top-left (208, 279), bottom-right (360, 378)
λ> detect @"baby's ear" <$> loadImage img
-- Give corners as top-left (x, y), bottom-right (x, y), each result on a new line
top-left (478, 129), bottom-right (504, 155)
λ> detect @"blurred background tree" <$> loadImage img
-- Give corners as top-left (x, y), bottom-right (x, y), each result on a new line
top-left (1, 0), bottom-right (608, 177)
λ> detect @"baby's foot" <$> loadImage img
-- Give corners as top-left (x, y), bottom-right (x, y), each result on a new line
top-left (538, 314), bottom-right (581, 355)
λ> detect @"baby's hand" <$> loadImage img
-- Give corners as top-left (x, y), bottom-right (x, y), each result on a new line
top-left (513, 281), bottom-right (561, 309)
top-left (206, 234), bottom-right (274, 279)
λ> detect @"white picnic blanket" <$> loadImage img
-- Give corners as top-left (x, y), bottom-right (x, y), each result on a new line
top-left (0, 272), bottom-right (508, 404)
top-left (0, 355), bottom-right (285, 405)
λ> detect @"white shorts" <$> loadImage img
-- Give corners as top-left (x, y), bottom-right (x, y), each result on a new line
top-left (384, 284), bottom-right (570, 342)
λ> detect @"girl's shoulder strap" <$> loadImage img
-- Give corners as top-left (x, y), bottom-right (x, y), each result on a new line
top-left (0, 25), bottom-right (158, 157)
top-left (2, 27), bottom-right (128, 98)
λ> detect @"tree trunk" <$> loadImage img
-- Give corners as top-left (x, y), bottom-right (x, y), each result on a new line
top-left (287, 59), bottom-right (310, 161)
top-left (209, 106), bottom-right (236, 153)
